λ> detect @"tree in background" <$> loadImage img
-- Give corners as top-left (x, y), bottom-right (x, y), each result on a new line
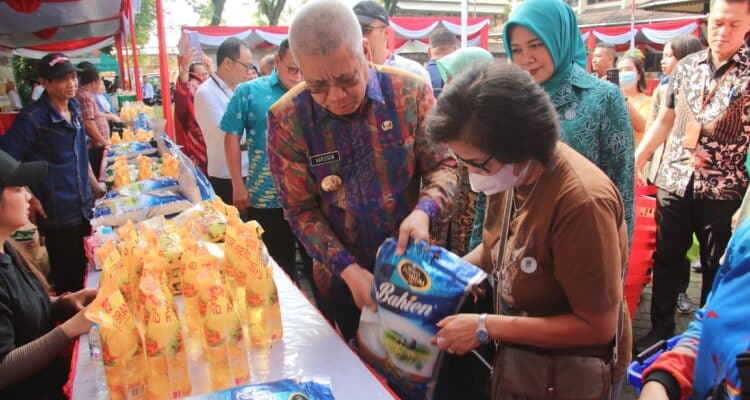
top-left (11, 56), bottom-right (38, 106)
top-left (258, 0), bottom-right (287, 25)
top-left (382, 0), bottom-right (397, 16)
top-left (188, 0), bottom-right (227, 26)
top-left (135, 0), bottom-right (157, 47)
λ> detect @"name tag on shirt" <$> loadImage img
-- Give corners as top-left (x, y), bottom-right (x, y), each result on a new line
top-left (310, 151), bottom-right (340, 167)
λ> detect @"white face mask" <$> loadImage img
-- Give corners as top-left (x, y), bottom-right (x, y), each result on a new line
top-left (619, 70), bottom-right (638, 89)
top-left (468, 161), bottom-right (529, 195)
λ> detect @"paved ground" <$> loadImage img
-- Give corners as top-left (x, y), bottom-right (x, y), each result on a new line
top-left (620, 266), bottom-right (703, 399)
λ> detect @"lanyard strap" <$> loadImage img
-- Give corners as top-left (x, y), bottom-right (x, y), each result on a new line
top-left (699, 64), bottom-right (735, 114)
top-left (210, 75), bottom-right (232, 100)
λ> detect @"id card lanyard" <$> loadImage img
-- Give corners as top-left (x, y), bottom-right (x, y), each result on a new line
top-left (684, 65), bottom-right (736, 149)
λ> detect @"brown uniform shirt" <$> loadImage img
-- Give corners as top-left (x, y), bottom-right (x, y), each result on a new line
top-left (481, 142), bottom-right (632, 375)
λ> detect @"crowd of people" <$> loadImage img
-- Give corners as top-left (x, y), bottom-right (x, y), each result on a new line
top-left (0, 0), bottom-right (748, 398)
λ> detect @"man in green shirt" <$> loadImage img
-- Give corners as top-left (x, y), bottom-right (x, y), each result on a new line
top-left (220, 39), bottom-right (315, 294)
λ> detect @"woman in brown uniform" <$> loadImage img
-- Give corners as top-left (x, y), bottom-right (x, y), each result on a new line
top-left (428, 63), bottom-right (632, 399)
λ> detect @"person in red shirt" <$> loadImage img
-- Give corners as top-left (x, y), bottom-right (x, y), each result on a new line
top-left (174, 43), bottom-right (212, 175)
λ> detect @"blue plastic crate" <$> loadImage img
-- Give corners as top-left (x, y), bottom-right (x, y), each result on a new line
top-left (627, 335), bottom-right (682, 393)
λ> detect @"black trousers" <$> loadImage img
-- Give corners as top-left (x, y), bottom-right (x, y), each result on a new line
top-left (208, 177), bottom-right (233, 207)
top-left (247, 207), bottom-right (320, 307)
top-left (88, 146), bottom-right (104, 179)
top-left (650, 181), bottom-right (740, 336)
top-left (41, 221), bottom-right (91, 295)
top-left (247, 207), bottom-right (298, 277)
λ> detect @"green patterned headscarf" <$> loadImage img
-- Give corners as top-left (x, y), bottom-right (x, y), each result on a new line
top-left (436, 46), bottom-right (494, 83)
top-left (502, 0), bottom-right (588, 95)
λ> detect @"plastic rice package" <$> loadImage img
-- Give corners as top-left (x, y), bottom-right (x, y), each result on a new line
top-left (195, 269), bottom-right (250, 391)
top-left (91, 190), bottom-right (192, 228)
top-left (187, 378), bottom-right (335, 400)
top-left (105, 141), bottom-right (158, 161)
top-left (103, 177), bottom-right (180, 200)
top-left (172, 200), bottom-right (228, 243)
top-left (137, 155), bottom-right (154, 181)
top-left (139, 274), bottom-right (192, 399)
top-left (86, 276), bottom-right (148, 400)
top-left (356, 238), bottom-right (487, 400)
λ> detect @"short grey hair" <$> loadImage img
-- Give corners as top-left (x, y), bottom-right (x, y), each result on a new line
top-left (289, 0), bottom-right (364, 59)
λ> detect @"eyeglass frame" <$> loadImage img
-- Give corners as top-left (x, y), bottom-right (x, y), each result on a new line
top-left (454, 153), bottom-right (495, 173)
top-left (231, 58), bottom-right (254, 71)
top-left (304, 64), bottom-right (364, 95)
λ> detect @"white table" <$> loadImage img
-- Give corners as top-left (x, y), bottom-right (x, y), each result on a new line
top-left (70, 265), bottom-right (397, 400)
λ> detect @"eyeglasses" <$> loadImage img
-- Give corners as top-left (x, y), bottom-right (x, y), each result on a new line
top-left (232, 59), bottom-right (254, 71)
top-left (362, 24), bottom-right (388, 35)
top-left (454, 153), bottom-right (494, 173)
top-left (305, 69), bottom-right (362, 95)
top-left (286, 65), bottom-right (301, 76)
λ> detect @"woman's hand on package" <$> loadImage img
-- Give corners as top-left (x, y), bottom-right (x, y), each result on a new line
top-left (60, 308), bottom-right (93, 339)
top-left (638, 381), bottom-right (669, 400)
top-left (57, 288), bottom-right (97, 319)
top-left (432, 314), bottom-right (481, 355)
top-left (341, 263), bottom-right (376, 311)
top-left (396, 209), bottom-right (430, 256)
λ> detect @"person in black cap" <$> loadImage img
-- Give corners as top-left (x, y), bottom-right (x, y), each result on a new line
top-left (0, 52), bottom-right (104, 295)
top-left (353, 0), bottom-right (430, 82)
top-left (0, 149), bottom-right (96, 400)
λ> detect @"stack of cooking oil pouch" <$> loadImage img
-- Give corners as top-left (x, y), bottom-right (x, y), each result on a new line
top-left (86, 200), bottom-right (288, 397)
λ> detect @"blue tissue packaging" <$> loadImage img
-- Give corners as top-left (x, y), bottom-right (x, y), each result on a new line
top-left (356, 238), bottom-right (487, 400)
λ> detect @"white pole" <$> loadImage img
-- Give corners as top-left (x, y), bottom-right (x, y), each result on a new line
top-left (630, 0), bottom-right (636, 49)
top-left (461, 0), bottom-right (468, 47)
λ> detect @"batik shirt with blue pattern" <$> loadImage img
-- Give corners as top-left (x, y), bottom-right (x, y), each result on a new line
top-left (267, 65), bottom-right (458, 277)
top-left (220, 69), bottom-right (287, 209)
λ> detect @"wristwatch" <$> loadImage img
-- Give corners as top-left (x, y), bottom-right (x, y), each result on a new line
top-left (476, 313), bottom-right (490, 344)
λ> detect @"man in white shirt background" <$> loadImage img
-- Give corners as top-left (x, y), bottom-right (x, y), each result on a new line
top-left (142, 76), bottom-right (155, 105)
top-left (353, 1), bottom-right (431, 82)
top-left (194, 37), bottom-right (252, 205)
top-left (30, 79), bottom-right (44, 102)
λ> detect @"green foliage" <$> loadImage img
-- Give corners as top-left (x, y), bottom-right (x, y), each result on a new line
top-left (134, 0), bottom-right (156, 48)
top-left (258, 0), bottom-right (287, 26)
top-left (382, 0), bottom-right (397, 16)
top-left (11, 56), bottom-right (39, 105)
top-left (187, 0), bottom-right (226, 26)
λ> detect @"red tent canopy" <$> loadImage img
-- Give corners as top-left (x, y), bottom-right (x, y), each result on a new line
top-left (0, 0), bottom-right (175, 137)
top-left (180, 26), bottom-right (289, 50)
top-left (389, 17), bottom-right (491, 53)
top-left (579, 17), bottom-right (705, 53)
top-left (0, 0), bottom-right (124, 57)
top-left (181, 17), bottom-right (491, 55)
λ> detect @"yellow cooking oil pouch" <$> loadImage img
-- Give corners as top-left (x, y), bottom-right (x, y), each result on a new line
top-left (85, 278), bottom-right (148, 400)
top-left (140, 274), bottom-right (192, 399)
top-left (196, 269), bottom-right (250, 391)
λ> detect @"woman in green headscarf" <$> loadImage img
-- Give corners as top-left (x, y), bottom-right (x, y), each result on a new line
top-left (470, 0), bottom-right (634, 248)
